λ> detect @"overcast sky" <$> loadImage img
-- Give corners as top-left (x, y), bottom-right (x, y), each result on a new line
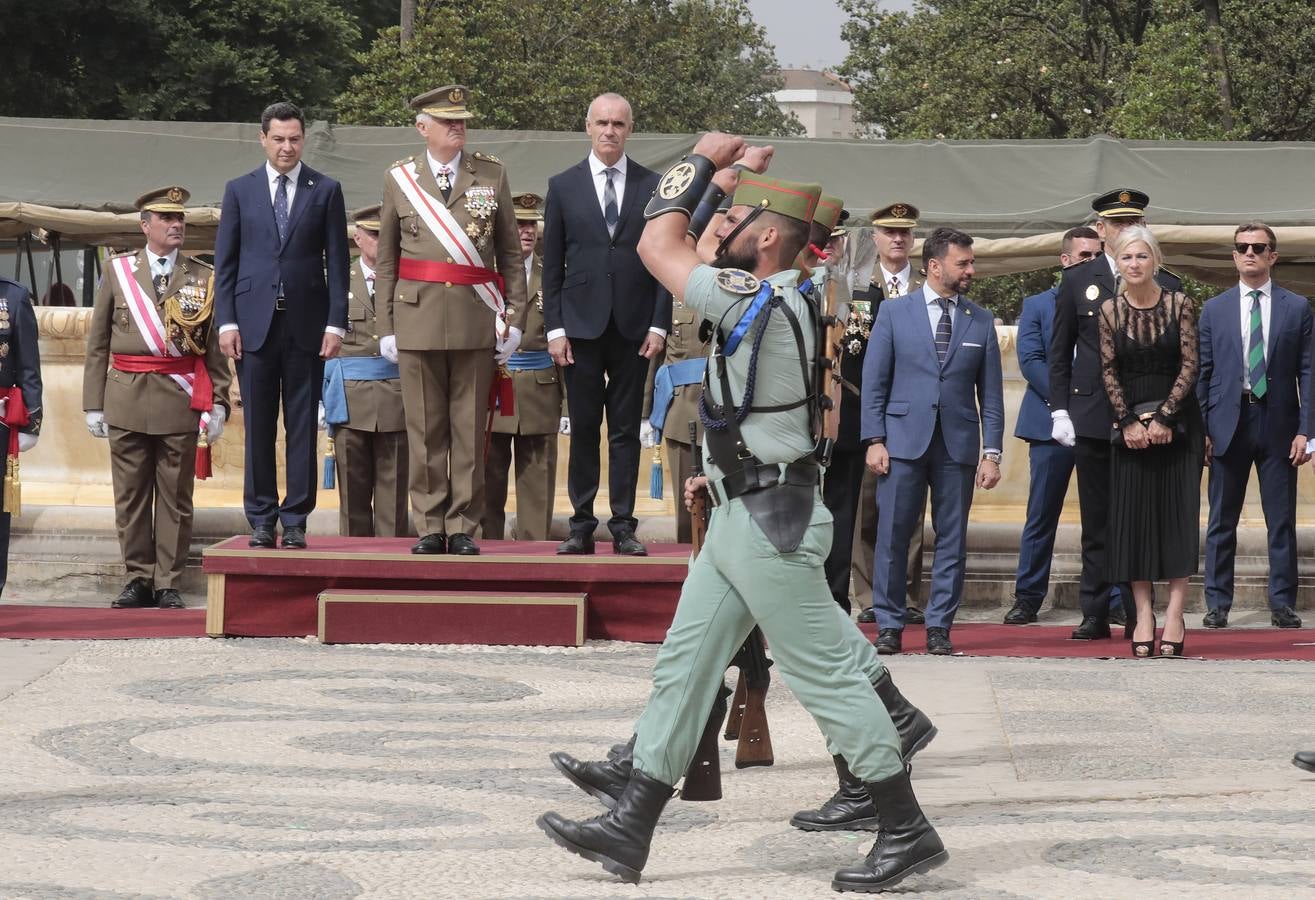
top-left (746, 0), bottom-right (917, 70)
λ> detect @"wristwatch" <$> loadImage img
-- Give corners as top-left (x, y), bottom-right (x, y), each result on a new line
top-left (982, 451), bottom-right (1002, 464)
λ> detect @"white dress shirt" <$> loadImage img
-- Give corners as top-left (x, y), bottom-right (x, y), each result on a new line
top-left (588, 151), bottom-right (626, 214)
top-left (427, 150), bottom-right (462, 187)
top-left (523, 255), bottom-right (534, 287)
top-left (1238, 279), bottom-right (1272, 387)
top-left (359, 258), bottom-right (376, 295)
top-left (147, 248), bottom-right (179, 282)
top-left (266, 160), bottom-right (302, 208)
top-left (880, 263), bottom-right (913, 298)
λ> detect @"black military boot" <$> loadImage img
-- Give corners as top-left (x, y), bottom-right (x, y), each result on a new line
top-left (831, 768), bottom-right (948, 892)
top-left (790, 755), bottom-right (878, 831)
top-left (550, 742), bottom-right (632, 809)
top-left (874, 670), bottom-right (937, 762)
top-left (537, 769), bottom-right (674, 883)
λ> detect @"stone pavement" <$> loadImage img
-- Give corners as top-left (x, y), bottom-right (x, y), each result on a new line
top-left (0, 636), bottom-right (1313, 899)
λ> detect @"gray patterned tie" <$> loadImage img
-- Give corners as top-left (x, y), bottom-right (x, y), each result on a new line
top-left (935, 298), bottom-right (953, 366)
top-left (603, 167), bottom-right (619, 237)
top-left (274, 174), bottom-right (290, 242)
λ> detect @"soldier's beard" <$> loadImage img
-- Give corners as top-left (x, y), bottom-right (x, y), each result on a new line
top-left (714, 243), bottom-right (757, 272)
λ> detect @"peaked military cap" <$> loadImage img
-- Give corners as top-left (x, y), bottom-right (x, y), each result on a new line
top-left (732, 175), bottom-right (822, 224)
top-left (512, 192), bottom-right (544, 222)
top-left (410, 85), bottom-right (475, 120)
top-left (135, 186), bottom-right (190, 214)
top-left (1092, 188), bottom-right (1149, 218)
top-left (871, 202), bottom-right (918, 228)
top-left (814, 195), bottom-right (846, 235)
top-left (352, 204), bottom-right (382, 232)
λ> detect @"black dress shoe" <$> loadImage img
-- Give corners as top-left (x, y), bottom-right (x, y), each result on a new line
top-left (557, 532), bottom-right (595, 555)
top-left (281, 526), bottom-right (307, 549)
top-left (411, 533), bottom-right (447, 554)
top-left (1293, 751), bottom-right (1315, 773)
top-left (249, 526), bottom-right (275, 548)
top-left (905, 606), bottom-right (926, 625)
top-left (875, 628), bottom-right (903, 654)
top-left (1272, 606), bottom-right (1303, 628)
top-left (111, 577), bottom-right (156, 608)
top-left (1070, 616), bottom-right (1111, 640)
top-left (448, 534), bottom-right (480, 555)
top-left (856, 607), bottom-right (876, 624)
top-left (1202, 608), bottom-right (1229, 629)
top-left (155, 588), bottom-right (186, 609)
top-left (925, 626), bottom-right (953, 655)
top-left (1108, 606), bottom-right (1127, 627)
top-left (611, 530), bottom-right (647, 556)
top-left (1003, 600), bottom-right (1037, 625)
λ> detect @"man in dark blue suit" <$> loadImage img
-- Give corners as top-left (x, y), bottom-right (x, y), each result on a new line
top-left (544, 93), bottom-right (669, 556)
top-left (214, 101), bottom-right (350, 550)
top-left (863, 228), bottom-right (1005, 655)
top-left (1199, 222), bottom-right (1309, 630)
top-left (1004, 227), bottom-right (1102, 624)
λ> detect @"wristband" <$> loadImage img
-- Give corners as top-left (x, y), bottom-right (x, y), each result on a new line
top-left (687, 182), bottom-right (728, 239)
top-left (644, 154), bottom-right (717, 220)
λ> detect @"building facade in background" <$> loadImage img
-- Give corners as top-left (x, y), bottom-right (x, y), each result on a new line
top-left (774, 69), bottom-right (859, 139)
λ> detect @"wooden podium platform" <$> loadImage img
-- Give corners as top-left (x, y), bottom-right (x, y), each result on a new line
top-left (202, 537), bottom-right (689, 643)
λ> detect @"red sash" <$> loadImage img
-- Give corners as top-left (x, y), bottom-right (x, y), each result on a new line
top-left (398, 258), bottom-right (506, 294)
top-left (1, 386), bottom-right (28, 457)
top-left (112, 353), bottom-right (214, 413)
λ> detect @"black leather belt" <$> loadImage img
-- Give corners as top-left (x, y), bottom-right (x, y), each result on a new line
top-left (1243, 390), bottom-right (1265, 404)
top-left (709, 460), bottom-right (821, 507)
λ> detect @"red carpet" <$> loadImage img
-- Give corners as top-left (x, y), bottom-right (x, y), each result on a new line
top-left (856, 622), bottom-right (1315, 661)
top-left (0, 605), bottom-right (207, 640)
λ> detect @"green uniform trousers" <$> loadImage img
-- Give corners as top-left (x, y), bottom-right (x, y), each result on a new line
top-left (632, 491), bottom-right (903, 785)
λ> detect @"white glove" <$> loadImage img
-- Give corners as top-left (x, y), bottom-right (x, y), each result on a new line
top-left (0, 397), bottom-right (6, 419)
top-left (317, 402), bottom-right (326, 432)
top-left (640, 420), bottom-right (656, 448)
top-left (1050, 410), bottom-right (1076, 447)
top-left (86, 410), bottom-right (108, 439)
top-left (206, 407), bottom-right (227, 443)
top-left (380, 334), bottom-right (399, 364)
top-left (495, 327), bottom-right (523, 365)
top-left (559, 416), bottom-right (571, 435)
top-left (17, 432), bottom-right (38, 453)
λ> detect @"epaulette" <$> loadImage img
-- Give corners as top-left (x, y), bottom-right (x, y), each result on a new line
top-left (188, 256), bottom-right (214, 270)
top-left (391, 156), bottom-right (415, 169)
top-left (110, 250), bottom-right (137, 260)
top-left (473, 151), bottom-right (502, 165)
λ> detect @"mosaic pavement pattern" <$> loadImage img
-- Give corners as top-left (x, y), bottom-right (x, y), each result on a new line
top-left (0, 637), bottom-right (1312, 898)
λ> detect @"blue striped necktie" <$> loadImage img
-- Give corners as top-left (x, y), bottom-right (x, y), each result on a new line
top-left (1247, 289), bottom-right (1267, 397)
top-left (603, 167), bottom-right (619, 237)
top-left (935, 298), bottom-right (953, 366)
top-left (274, 173), bottom-right (290, 242)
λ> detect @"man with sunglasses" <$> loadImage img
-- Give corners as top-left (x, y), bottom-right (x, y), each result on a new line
top-left (1197, 223), bottom-right (1309, 631)
top-left (1048, 189), bottom-right (1181, 641)
top-left (1004, 226), bottom-right (1102, 624)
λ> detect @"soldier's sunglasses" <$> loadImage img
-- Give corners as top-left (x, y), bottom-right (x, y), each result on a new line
top-left (1235, 242), bottom-right (1273, 255)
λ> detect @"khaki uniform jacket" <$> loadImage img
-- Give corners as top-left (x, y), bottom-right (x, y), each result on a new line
top-left (492, 256), bottom-right (565, 436)
top-left (340, 260), bottom-right (406, 433)
top-left (648, 301), bottom-right (710, 446)
top-left (83, 251), bottom-right (231, 434)
top-left (375, 151), bottom-right (529, 350)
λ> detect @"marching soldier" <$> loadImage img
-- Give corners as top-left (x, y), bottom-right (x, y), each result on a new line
top-left (323, 204), bottom-right (412, 537)
top-left (83, 187), bottom-right (231, 609)
top-left (481, 192), bottom-right (566, 541)
top-left (0, 275), bottom-right (42, 598)
top-left (374, 84), bottom-right (529, 556)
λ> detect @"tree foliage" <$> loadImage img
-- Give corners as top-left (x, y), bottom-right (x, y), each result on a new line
top-left (336, 0), bottom-right (802, 136)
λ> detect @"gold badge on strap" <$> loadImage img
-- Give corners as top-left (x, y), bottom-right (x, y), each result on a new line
top-left (1085, 284), bottom-right (1100, 301)
top-left (658, 162), bottom-right (697, 200)
top-left (715, 268), bottom-right (760, 295)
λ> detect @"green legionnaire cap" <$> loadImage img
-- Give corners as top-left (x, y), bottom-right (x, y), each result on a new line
top-left (814, 195), bottom-right (845, 235)
top-left (1092, 187), bottom-right (1149, 218)
top-left (352, 204), bottom-right (382, 232)
top-left (136, 186), bottom-right (190, 215)
top-left (871, 201), bottom-right (918, 228)
top-left (512, 191), bottom-right (544, 222)
top-left (410, 85), bottom-right (475, 120)
top-left (731, 175), bottom-right (822, 224)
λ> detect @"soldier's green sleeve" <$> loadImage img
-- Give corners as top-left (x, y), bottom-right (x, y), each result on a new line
top-left (682, 264), bottom-right (742, 327)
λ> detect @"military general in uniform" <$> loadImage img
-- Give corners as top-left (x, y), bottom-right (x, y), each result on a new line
top-left (481, 192), bottom-right (566, 541)
top-left (0, 274), bottom-right (43, 599)
top-left (323, 204), bottom-right (411, 537)
top-left (83, 187), bottom-right (231, 609)
top-left (375, 85), bottom-right (529, 556)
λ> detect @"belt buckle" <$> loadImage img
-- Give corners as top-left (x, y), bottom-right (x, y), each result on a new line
top-left (274, 296), bottom-right (287, 312)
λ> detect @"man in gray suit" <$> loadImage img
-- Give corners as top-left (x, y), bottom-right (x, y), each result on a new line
top-left (862, 227), bottom-right (1004, 655)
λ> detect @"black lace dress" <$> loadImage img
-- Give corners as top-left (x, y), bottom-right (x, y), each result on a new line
top-left (1099, 290), bottom-right (1203, 582)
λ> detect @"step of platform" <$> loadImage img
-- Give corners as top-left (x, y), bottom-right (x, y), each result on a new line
top-left (317, 589), bottom-right (586, 646)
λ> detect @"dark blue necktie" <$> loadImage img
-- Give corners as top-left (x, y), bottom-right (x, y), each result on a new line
top-left (604, 167), bottom-right (619, 237)
top-left (274, 173), bottom-right (290, 242)
top-left (935, 298), bottom-right (953, 366)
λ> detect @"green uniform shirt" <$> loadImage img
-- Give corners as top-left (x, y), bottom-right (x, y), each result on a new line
top-left (682, 264), bottom-right (814, 482)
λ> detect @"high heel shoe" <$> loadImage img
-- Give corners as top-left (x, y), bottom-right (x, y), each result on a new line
top-left (1159, 633), bottom-right (1186, 657)
top-left (1130, 614), bottom-right (1156, 658)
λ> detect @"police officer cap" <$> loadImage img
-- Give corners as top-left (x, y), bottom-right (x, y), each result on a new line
top-left (512, 192), bottom-right (544, 222)
top-left (410, 85), bottom-right (475, 120)
top-left (871, 202), bottom-right (918, 228)
top-left (731, 175), bottom-right (822, 224)
top-left (135, 186), bottom-right (190, 215)
top-left (1092, 188), bottom-right (1149, 219)
top-left (352, 204), bottom-right (382, 232)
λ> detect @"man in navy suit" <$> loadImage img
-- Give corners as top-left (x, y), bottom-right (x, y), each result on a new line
top-left (1004, 226), bottom-right (1102, 624)
top-left (214, 101), bottom-right (350, 550)
top-left (544, 93), bottom-right (670, 557)
top-left (1199, 222), bottom-right (1309, 630)
top-left (862, 227), bottom-right (1005, 655)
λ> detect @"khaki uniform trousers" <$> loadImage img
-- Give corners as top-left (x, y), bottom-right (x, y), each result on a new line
top-left (108, 426), bottom-right (197, 589)
top-left (483, 432), bottom-right (558, 541)
top-left (632, 493), bottom-right (902, 786)
top-left (853, 466), bottom-right (926, 605)
top-left (399, 348), bottom-right (494, 537)
top-left (333, 427), bottom-right (412, 537)
top-left (663, 437), bottom-right (696, 544)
